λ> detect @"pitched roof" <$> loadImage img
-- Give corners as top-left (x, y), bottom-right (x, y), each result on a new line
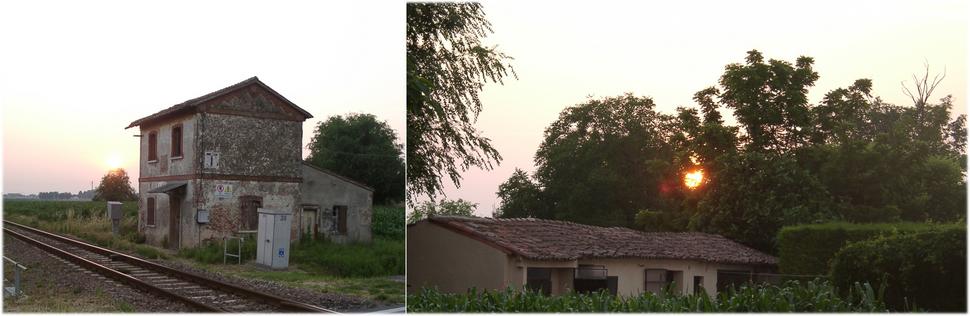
top-left (126, 76), bottom-right (313, 129)
top-left (425, 216), bottom-right (777, 266)
top-left (301, 162), bottom-right (375, 192)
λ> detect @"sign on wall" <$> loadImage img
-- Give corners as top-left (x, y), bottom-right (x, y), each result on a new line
top-left (215, 184), bottom-right (234, 198)
top-left (204, 151), bottom-right (220, 169)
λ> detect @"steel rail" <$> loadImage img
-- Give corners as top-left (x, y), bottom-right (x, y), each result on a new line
top-left (3, 227), bottom-right (224, 312)
top-left (4, 220), bottom-right (336, 313)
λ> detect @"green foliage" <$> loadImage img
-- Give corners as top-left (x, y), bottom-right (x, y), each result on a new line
top-left (305, 113), bottom-right (405, 204)
top-left (290, 238), bottom-right (404, 277)
top-left (407, 280), bottom-right (887, 312)
top-left (407, 199), bottom-right (477, 224)
top-left (830, 226), bottom-right (966, 311)
top-left (777, 221), bottom-right (957, 275)
top-left (372, 205), bottom-right (405, 240)
top-left (177, 238), bottom-right (257, 264)
top-left (493, 168), bottom-right (544, 218)
top-left (92, 168), bottom-right (137, 201)
top-left (532, 94), bottom-right (679, 227)
top-left (4, 200), bottom-right (163, 259)
top-left (406, 2), bottom-right (514, 203)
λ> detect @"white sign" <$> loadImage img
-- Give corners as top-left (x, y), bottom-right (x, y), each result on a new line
top-left (204, 151), bottom-right (220, 169)
top-left (214, 184), bottom-right (233, 198)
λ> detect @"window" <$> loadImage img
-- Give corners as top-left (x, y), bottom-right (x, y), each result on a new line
top-left (693, 276), bottom-right (705, 295)
top-left (574, 265), bottom-right (612, 294)
top-left (645, 269), bottom-right (675, 294)
top-left (332, 205), bottom-right (348, 235)
top-left (239, 196), bottom-right (262, 231)
top-left (147, 197), bottom-right (156, 226)
top-left (526, 268), bottom-right (552, 295)
top-left (171, 125), bottom-right (182, 158)
top-left (148, 132), bottom-right (158, 161)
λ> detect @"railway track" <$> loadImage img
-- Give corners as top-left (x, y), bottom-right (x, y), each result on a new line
top-left (3, 220), bottom-right (336, 313)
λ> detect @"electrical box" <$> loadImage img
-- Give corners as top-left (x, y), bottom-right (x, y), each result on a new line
top-left (196, 209), bottom-right (209, 224)
top-left (255, 208), bottom-right (291, 269)
top-left (107, 201), bottom-right (123, 220)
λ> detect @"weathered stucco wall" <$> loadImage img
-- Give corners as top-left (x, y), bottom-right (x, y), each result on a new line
top-left (139, 180), bottom-right (197, 249)
top-left (139, 114), bottom-right (198, 178)
top-left (300, 164), bottom-right (373, 243)
top-left (198, 114), bottom-right (301, 178)
top-left (407, 221), bottom-right (509, 293)
top-left (195, 180), bottom-right (301, 245)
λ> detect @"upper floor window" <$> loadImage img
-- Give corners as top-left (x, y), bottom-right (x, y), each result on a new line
top-left (148, 131), bottom-right (158, 161)
top-left (171, 125), bottom-right (183, 158)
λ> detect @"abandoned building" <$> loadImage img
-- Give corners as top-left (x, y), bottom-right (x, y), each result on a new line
top-left (407, 217), bottom-right (777, 297)
top-left (126, 76), bottom-right (373, 250)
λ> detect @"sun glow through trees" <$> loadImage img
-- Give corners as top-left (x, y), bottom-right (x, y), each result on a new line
top-left (684, 169), bottom-right (704, 189)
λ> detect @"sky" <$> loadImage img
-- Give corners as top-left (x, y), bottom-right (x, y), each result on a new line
top-left (1, 1), bottom-right (404, 195)
top-left (436, 0), bottom-right (969, 217)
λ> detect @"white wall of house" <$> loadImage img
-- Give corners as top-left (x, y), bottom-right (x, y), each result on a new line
top-left (407, 221), bottom-right (510, 293)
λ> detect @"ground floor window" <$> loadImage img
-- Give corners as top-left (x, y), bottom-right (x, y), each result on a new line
top-left (574, 265), bottom-right (615, 295)
top-left (239, 196), bottom-right (262, 231)
top-left (146, 197), bottom-right (156, 226)
top-left (526, 268), bottom-right (552, 295)
top-left (693, 276), bottom-right (704, 295)
top-left (717, 270), bottom-right (753, 293)
top-left (332, 205), bottom-right (348, 235)
top-left (645, 269), bottom-right (682, 294)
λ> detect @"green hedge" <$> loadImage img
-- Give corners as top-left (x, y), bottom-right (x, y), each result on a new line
top-left (776, 222), bottom-right (955, 275)
top-left (830, 227), bottom-right (966, 312)
top-left (408, 280), bottom-right (887, 312)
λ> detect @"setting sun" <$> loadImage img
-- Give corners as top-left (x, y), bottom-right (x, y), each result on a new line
top-left (106, 154), bottom-right (122, 170)
top-left (684, 169), bottom-right (704, 189)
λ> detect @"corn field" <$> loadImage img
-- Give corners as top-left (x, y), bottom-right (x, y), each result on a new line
top-left (407, 279), bottom-right (890, 312)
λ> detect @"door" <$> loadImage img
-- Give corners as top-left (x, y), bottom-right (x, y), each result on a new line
top-left (302, 208), bottom-right (318, 239)
top-left (168, 193), bottom-right (181, 249)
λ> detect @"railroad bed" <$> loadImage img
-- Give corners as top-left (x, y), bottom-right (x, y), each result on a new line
top-left (3, 220), bottom-right (335, 313)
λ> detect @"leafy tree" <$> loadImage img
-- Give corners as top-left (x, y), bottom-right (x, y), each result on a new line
top-left (494, 168), bottom-right (545, 218)
top-left (406, 2), bottom-right (515, 203)
top-left (93, 168), bottom-right (137, 201)
top-left (407, 199), bottom-right (478, 224)
top-left (305, 113), bottom-right (405, 204)
top-left (532, 94), bottom-right (680, 227)
top-left (718, 50), bottom-right (819, 152)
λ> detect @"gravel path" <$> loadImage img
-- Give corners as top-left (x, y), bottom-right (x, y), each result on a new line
top-left (2, 235), bottom-right (196, 313)
top-left (158, 260), bottom-right (374, 312)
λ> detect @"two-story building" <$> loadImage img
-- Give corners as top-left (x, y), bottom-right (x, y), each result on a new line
top-left (126, 77), bottom-right (374, 249)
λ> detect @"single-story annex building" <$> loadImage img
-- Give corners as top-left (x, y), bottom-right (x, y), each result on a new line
top-left (407, 216), bottom-right (777, 297)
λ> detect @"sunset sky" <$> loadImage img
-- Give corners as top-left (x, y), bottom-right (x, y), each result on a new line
top-left (1, 1), bottom-right (403, 195)
top-left (436, 0), bottom-right (968, 216)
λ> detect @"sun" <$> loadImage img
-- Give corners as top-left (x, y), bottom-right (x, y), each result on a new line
top-left (684, 169), bottom-right (704, 189)
top-left (106, 154), bottom-right (122, 170)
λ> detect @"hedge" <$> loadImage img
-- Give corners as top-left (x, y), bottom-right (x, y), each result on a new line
top-left (830, 226), bottom-right (965, 312)
top-left (776, 222), bottom-right (956, 275)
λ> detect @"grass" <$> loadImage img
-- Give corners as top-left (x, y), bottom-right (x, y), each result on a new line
top-left (3, 200), bottom-right (404, 305)
top-left (408, 279), bottom-right (890, 312)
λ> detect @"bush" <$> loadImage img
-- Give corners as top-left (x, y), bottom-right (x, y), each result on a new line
top-left (290, 238), bottom-right (404, 277)
top-left (776, 221), bottom-right (957, 275)
top-left (372, 205), bottom-right (405, 240)
top-left (407, 279), bottom-right (887, 312)
top-left (830, 227), bottom-right (966, 312)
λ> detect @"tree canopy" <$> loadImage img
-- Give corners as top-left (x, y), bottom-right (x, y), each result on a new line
top-left (93, 168), bottom-right (137, 201)
top-left (406, 2), bottom-right (515, 203)
top-left (496, 50), bottom-right (966, 252)
top-left (407, 199), bottom-right (478, 224)
top-left (305, 113), bottom-right (405, 204)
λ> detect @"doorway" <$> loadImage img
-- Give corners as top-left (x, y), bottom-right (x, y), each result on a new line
top-left (302, 207), bottom-right (319, 239)
top-left (168, 193), bottom-right (181, 250)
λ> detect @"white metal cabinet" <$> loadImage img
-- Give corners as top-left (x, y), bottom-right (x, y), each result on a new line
top-left (255, 208), bottom-right (291, 269)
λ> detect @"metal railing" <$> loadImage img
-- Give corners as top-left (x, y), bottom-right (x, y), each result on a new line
top-left (4, 256), bottom-right (28, 298)
top-left (224, 236), bottom-right (244, 264)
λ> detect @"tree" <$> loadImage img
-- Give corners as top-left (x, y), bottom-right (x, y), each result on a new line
top-left (93, 168), bottom-right (137, 201)
top-left (305, 113), bottom-right (405, 204)
top-left (532, 94), bottom-right (680, 227)
top-left (406, 2), bottom-right (515, 203)
top-left (494, 168), bottom-right (545, 218)
top-left (407, 199), bottom-right (478, 224)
